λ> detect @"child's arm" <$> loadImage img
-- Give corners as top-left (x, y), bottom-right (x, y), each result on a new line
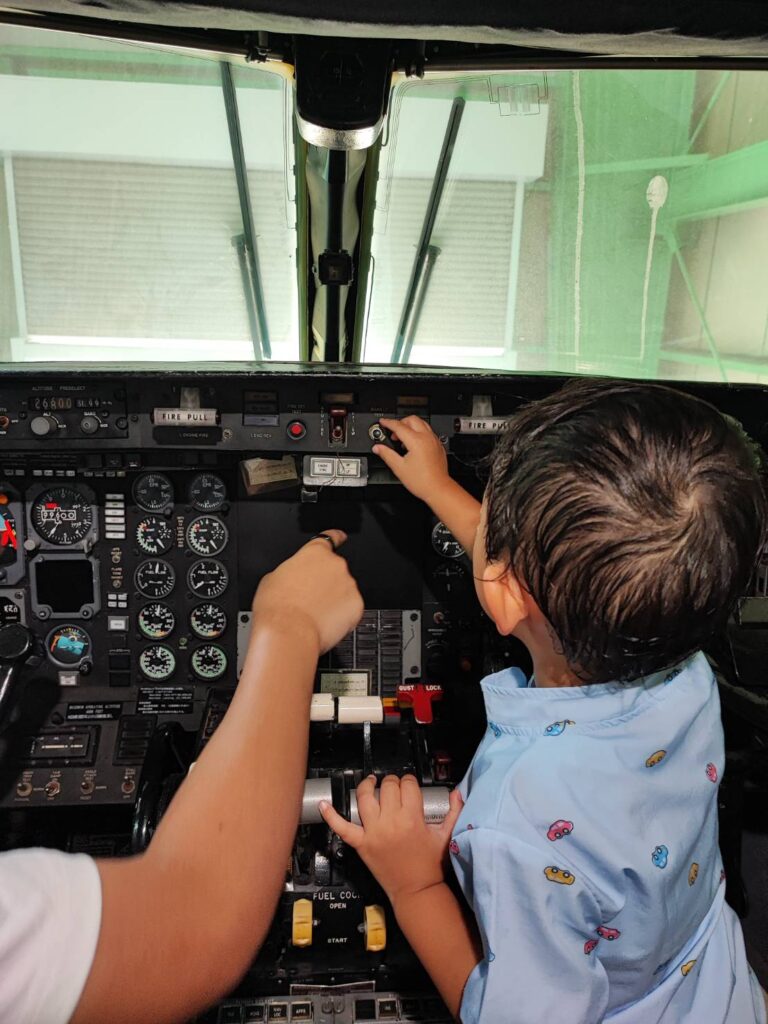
top-left (320, 775), bottom-right (483, 1019)
top-left (72, 532), bottom-right (364, 1024)
top-left (375, 416), bottom-right (481, 555)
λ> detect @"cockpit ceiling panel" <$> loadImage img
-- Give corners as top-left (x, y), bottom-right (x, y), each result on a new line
top-left (2, 0), bottom-right (768, 57)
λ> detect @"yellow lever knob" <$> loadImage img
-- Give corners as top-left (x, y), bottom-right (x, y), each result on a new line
top-left (292, 898), bottom-right (313, 947)
top-left (364, 904), bottom-right (386, 952)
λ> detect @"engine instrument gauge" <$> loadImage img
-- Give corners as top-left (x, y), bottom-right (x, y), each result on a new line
top-left (139, 644), bottom-right (176, 681)
top-left (431, 521), bottom-right (464, 559)
top-left (191, 644), bottom-right (228, 681)
top-left (189, 473), bottom-right (226, 512)
top-left (190, 603), bottom-right (227, 640)
top-left (186, 516), bottom-right (228, 557)
top-left (31, 487), bottom-right (93, 546)
top-left (187, 559), bottom-right (228, 599)
top-left (138, 603), bottom-right (175, 640)
top-left (135, 559), bottom-right (175, 599)
top-left (136, 515), bottom-right (173, 555)
top-left (47, 624), bottom-right (91, 666)
top-left (133, 473), bottom-right (174, 513)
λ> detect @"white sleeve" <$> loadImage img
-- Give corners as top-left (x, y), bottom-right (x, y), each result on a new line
top-left (0, 848), bottom-right (102, 1024)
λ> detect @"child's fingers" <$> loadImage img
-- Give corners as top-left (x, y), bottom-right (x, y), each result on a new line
top-left (372, 443), bottom-right (405, 474)
top-left (319, 801), bottom-right (363, 848)
top-left (379, 774), bottom-right (402, 814)
top-left (440, 788), bottom-right (464, 836)
top-left (400, 774), bottom-right (425, 818)
top-left (356, 774), bottom-right (380, 826)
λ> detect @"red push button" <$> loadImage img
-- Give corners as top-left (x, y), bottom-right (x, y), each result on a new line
top-left (286, 420), bottom-right (306, 440)
top-left (396, 683), bottom-right (444, 725)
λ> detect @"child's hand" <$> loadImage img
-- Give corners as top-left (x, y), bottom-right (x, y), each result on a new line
top-left (319, 775), bottom-right (463, 907)
top-left (373, 417), bottom-right (450, 504)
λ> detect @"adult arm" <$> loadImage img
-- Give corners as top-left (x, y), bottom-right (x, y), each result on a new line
top-left (71, 531), bottom-right (363, 1024)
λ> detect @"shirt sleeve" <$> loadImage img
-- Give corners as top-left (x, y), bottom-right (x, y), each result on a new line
top-left (0, 848), bottom-right (102, 1024)
top-left (451, 826), bottom-right (610, 1024)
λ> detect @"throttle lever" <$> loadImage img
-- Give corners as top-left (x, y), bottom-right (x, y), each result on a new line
top-left (0, 624), bottom-right (43, 733)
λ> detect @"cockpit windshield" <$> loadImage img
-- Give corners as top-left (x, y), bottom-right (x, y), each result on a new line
top-left (2, 24), bottom-right (768, 383)
top-left (0, 26), bottom-right (299, 363)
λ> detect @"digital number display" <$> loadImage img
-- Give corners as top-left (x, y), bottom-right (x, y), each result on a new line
top-left (29, 396), bottom-right (107, 411)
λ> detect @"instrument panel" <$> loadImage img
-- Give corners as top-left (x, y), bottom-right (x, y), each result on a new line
top-left (0, 367), bottom-right (764, 1024)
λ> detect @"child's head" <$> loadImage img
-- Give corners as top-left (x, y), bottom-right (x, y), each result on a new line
top-left (474, 379), bottom-right (767, 684)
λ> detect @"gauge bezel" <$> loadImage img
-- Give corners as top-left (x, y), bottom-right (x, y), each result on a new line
top-left (135, 515), bottom-right (174, 556)
top-left (46, 623), bottom-right (91, 667)
top-left (189, 603), bottom-right (227, 640)
top-left (138, 643), bottom-right (176, 681)
top-left (188, 473), bottom-right (227, 512)
top-left (187, 559), bottom-right (229, 599)
top-left (134, 559), bottom-right (176, 599)
top-left (138, 602), bottom-right (176, 640)
top-left (190, 643), bottom-right (228, 681)
top-left (26, 483), bottom-right (98, 552)
top-left (185, 515), bottom-right (229, 557)
top-left (430, 521), bottom-right (465, 559)
top-left (132, 472), bottom-right (174, 513)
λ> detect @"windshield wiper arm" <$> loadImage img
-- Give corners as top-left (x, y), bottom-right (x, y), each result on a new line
top-left (221, 62), bottom-right (270, 360)
top-left (390, 96), bottom-right (465, 364)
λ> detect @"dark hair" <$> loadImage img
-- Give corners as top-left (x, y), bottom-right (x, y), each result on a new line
top-left (485, 379), bottom-right (767, 683)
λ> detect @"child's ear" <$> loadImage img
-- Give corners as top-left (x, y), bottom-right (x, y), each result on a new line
top-left (479, 561), bottom-right (528, 635)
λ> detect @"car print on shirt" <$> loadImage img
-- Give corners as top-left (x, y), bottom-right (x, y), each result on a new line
top-left (449, 839), bottom-right (460, 856)
top-left (544, 719), bottom-right (575, 737)
top-left (688, 862), bottom-right (699, 885)
top-left (596, 926), bottom-right (621, 941)
top-left (645, 749), bottom-right (667, 768)
top-left (652, 844), bottom-right (669, 869)
top-left (706, 762), bottom-right (718, 783)
top-left (663, 667), bottom-right (683, 683)
top-left (487, 951), bottom-right (496, 963)
top-left (544, 866), bottom-right (575, 885)
top-left (584, 939), bottom-right (599, 955)
top-left (681, 959), bottom-right (696, 977)
top-left (489, 721), bottom-right (502, 738)
top-left (547, 819), bottom-right (574, 842)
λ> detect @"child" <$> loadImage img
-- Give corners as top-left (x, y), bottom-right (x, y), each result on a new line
top-left (320, 380), bottom-right (768, 1023)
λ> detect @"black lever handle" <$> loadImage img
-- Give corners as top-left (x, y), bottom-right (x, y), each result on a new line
top-left (0, 624), bottom-right (43, 733)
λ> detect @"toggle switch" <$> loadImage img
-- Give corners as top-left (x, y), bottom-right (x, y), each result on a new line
top-left (364, 904), bottom-right (386, 952)
top-left (396, 683), bottom-right (444, 725)
top-left (291, 898), bottom-right (313, 947)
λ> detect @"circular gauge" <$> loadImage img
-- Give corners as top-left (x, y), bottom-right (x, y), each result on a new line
top-left (138, 602), bottom-right (175, 640)
top-left (190, 603), bottom-right (227, 640)
top-left (133, 473), bottom-right (174, 513)
top-left (135, 559), bottom-right (175, 599)
top-left (189, 473), bottom-right (226, 512)
top-left (186, 516), bottom-right (228, 557)
top-left (431, 522), bottom-right (465, 559)
top-left (47, 624), bottom-right (91, 667)
top-left (188, 559), bottom-right (228, 599)
top-left (31, 487), bottom-right (93, 546)
top-left (0, 507), bottom-right (18, 566)
top-left (0, 598), bottom-right (20, 627)
top-left (191, 644), bottom-right (228, 681)
top-left (139, 644), bottom-right (176, 681)
top-left (136, 515), bottom-right (174, 556)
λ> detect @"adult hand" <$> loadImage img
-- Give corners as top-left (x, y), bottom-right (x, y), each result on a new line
top-left (251, 531), bottom-right (364, 655)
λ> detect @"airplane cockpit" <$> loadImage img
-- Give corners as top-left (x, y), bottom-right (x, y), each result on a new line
top-left (1, 3), bottom-right (768, 1021)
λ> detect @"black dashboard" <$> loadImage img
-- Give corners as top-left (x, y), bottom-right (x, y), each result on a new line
top-left (0, 367), bottom-right (766, 1024)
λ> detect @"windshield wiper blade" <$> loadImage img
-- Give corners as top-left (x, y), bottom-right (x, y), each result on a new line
top-left (221, 62), bottom-right (271, 360)
top-left (390, 96), bottom-right (465, 364)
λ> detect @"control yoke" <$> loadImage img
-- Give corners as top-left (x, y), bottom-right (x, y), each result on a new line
top-left (0, 625), bottom-right (43, 733)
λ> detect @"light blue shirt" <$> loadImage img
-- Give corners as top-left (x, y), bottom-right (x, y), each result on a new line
top-left (452, 653), bottom-right (766, 1023)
